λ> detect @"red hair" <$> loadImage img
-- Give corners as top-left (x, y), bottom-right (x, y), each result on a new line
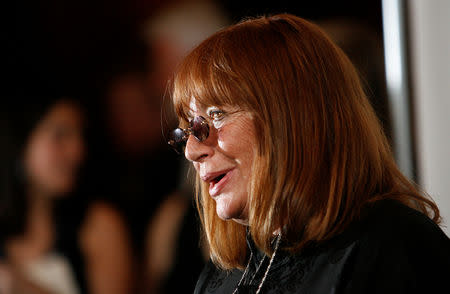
top-left (171, 14), bottom-right (440, 269)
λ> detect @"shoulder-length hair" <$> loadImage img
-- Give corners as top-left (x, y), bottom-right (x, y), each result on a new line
top-left (0, 82), bottom-right (82, 244)
top-left (171, 14), bottom-right (440, 269)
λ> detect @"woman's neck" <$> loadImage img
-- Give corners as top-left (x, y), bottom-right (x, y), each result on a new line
top-left (27, 187), bottom-right (53, 237)
top-left (6, 188), bottom-right (55, 265)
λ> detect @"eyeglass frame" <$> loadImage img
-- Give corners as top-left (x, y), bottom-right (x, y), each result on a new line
top-left (167, 116), bottom-right (210, 154)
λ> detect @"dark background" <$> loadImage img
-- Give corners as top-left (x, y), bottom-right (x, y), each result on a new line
top-left (4, 1), bottom-right (387, 293)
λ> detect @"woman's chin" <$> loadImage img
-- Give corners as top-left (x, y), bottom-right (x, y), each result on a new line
top-left (215, 197), bottom-right (247, 223)
top-left (216, 205), bottom-right (234, 221)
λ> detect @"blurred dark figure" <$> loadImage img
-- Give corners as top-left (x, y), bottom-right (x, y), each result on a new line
top-left (85, 1), bottom-right (231, 292)
top-left (0, 81), bottom-right (133, 294)
top-left (87, 41), bottom-right (205, 293)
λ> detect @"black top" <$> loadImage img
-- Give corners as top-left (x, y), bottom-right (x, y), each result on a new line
top-left (194, 200), bottom-right (450, 294)
top-left (54, 198), bottom-right (89, 293)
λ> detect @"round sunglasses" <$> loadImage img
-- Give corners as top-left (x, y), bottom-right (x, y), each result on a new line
top-left (167, 116), bottom-right (210, 154)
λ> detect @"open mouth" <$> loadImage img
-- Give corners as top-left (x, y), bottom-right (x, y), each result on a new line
top-left (208, 169), bottom-right (234, 197)
top-left (211, 173), bottom-right (226, 184)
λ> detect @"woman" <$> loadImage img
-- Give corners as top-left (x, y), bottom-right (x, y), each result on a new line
top-left (0, 86), bottom-right (133, 294)
top-left (167, 14), bottom-right (450, 293)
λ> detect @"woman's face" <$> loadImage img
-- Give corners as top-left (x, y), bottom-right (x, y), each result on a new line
top-left (185, 99), bottom-right (257, 224)
top-left (23, 101), bottom-right (85, 197)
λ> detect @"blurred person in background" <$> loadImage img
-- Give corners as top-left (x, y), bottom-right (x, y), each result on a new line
top-left (84, 1), bottom-right (228, 293)
top-left (91, 39), bottom-right (185, 293)
top-left (0, 82), bottom-right (133, 294)
top-left (168, 14), bottom-right (450, 293)
top-left (142, 1), bottom-right (228, 292)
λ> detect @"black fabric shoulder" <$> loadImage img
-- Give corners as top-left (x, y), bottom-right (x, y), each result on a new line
top-left (192, 200), bottom-right (450, 294)
top-left (194, 261), bottom-right (216, 294)
top-left (342, 199), bottom-right (450, 293)
top-left (365, 199), bottom-right (442, 232)
top-left (363, 199), bottom-right (449, 258)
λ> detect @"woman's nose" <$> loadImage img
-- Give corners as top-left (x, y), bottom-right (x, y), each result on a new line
top-left (184, 134), bottom-right (213, 162)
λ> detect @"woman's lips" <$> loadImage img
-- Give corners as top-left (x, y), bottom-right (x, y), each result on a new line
top-left (209, 169), bottom-right (234, 197)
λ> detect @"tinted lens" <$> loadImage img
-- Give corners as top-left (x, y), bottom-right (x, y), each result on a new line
top-left (168, 128), bottom-right (187, 154)
top-left (190, 116), bottom-right (209, 141)
top-left (168, 116), bottom-right (210, 154)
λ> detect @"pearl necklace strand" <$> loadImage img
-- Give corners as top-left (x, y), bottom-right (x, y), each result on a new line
top-left (232, 233), bottom-right (282, 294)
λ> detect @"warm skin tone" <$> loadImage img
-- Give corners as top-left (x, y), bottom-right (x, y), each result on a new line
top-left (185, 99), bottom-right (257, 225)
top-left (24, 101), bottom-right (85, 197)
top-left (1, 101), bottom-right (133, 294)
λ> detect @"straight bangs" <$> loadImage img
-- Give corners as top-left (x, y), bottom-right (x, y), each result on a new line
top-left (171, 31), bottom-right (250, 127)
